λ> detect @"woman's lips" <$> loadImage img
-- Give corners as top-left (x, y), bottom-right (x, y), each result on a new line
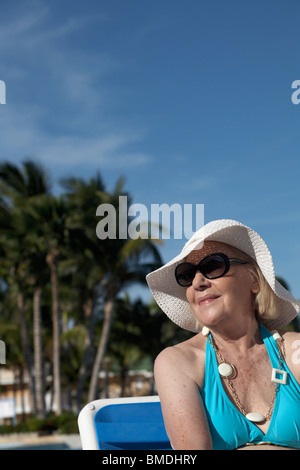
top-left (198, 295), bottom-right (219, 306)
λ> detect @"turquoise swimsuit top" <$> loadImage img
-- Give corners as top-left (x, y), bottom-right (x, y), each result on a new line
top-left (200, 324), bottom-right (300, 450)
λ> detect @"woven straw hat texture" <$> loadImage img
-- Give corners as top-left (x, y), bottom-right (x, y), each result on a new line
top-left (146, 219), bottom-right (300, 332)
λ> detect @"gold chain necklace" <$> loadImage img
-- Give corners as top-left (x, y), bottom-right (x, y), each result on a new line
top-left (202, 326), bottom-right (286, 423)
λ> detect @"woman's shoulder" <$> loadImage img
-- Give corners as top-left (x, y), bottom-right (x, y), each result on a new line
top-left (280, 328), bottom-right (300, 383)
top-left (275, 328), bottom-right (300, 359)
top-left (154, 333), bottom-right (206, 384)
top-left (280, 328), bottom-right (300, 344)
top-left (155, 333), bottom-right (206, 362)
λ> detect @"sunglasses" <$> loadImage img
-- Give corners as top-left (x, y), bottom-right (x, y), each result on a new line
top-left (175, 252), bottom-right (249, 287)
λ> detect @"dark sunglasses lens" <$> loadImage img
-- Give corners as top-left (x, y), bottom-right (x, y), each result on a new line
top-left (175, 254), bottom-right (229, 286)
top-left (175, 263), bottom-right (196, 286)
top-left (201, 254), bottom-right (227, 278)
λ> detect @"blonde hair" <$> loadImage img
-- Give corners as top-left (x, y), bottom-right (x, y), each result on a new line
top-left (241, 252), bottom-right (280, 323)
top-left (227, 247), bottom-right (280, 324)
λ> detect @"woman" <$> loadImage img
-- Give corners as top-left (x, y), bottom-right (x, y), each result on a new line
top-left (146, 219), bottom-right (300, 450)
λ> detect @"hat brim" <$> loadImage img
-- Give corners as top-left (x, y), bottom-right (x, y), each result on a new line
top-left (146, 219), bottom-right (300, 332)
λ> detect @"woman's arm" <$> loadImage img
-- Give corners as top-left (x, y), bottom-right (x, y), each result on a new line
top-left (154, 346), bottom-right (212, 450)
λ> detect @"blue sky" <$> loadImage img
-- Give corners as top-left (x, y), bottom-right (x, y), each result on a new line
top-left (1, 0), bottom-right (300, 301)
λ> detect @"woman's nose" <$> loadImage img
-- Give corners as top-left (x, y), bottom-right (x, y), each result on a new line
top-left (192, 271), bottom-right (212, 290)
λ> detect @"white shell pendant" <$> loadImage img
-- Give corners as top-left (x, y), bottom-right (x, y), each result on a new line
top-left (245, 412), bottom-right (266, 423)
top-left (271, 368), bottom-right (287, 385)
top-left (202, 326), bottom-right (210, 336)
top-left (218, 362), bottom-right (236, 379)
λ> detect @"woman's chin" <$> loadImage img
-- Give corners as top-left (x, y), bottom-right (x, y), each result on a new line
top-left (196, 307), bottom-right (224, 328)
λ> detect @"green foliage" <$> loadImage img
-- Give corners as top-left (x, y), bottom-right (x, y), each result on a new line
top-left (0, 158), bottom-right (297, 421)
top-left (0, 412), bottom-right (78, 435)
top-left (0, 159), bottom-right (167, 415)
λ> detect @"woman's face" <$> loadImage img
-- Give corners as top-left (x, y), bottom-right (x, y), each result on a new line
top-left (185, 241), bottom-right (259, 329)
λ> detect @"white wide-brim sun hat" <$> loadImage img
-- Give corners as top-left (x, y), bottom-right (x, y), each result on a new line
top-left (146, 219), bottom-right (300, 332)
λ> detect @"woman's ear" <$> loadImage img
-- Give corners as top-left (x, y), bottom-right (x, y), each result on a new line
top-left (248, 270), bottom-right (260, 294)
top-left (251, 282), bottom-right (260, 295)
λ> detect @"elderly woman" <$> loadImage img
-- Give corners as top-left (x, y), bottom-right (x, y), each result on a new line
top-left (146, 219), bottom-right (300, 450)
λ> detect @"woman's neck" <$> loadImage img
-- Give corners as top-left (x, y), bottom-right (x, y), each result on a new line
top-left (209, 319), bottom-right (262, 355)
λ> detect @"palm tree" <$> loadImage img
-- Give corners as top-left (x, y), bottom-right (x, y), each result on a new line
top-left (0, 159), bottom-right (51, 416)
top-left (60, 174), bottom-right (163, 405)
top-left (0, 161), bottom-right (167, 415)
top-left (108, 296), bottom-right (192, 396)
top-left (27, 246), bottom-right (49, 418)
top-left (107, 296), bottom-right (154, 397)
top-left (60, 173), bottom-right (110, 410)
top-left (21, 194), bottom-right (69, 415)
top-left (87, 195), bottom-right (163, 402)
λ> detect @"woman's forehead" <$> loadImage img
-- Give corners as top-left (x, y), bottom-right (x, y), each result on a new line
top-left (186, 241), bottom-right (239, 263)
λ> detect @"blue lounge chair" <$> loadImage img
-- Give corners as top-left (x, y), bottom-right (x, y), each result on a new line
top-left (78, 395), bottom-right (171, 450)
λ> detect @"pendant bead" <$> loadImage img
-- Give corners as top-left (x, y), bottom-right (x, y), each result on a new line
top-left (245, 412), bottom-right (266, 423)
top-left (204, 327), bottom-right (285, 424)
top-left (201, 326), bottom-right (210, 336)
top-left (271, 368), bottom-right (287, 385)
top-left (218, 362), bottom-right (236, 379)
top-left (271, 330), bottom-right (282, 342)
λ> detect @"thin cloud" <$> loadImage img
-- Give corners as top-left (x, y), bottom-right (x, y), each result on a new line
top-left (0, 1), bottom-right (153, 171)
top-left (0, 105), bottom-right (152, 169)
top-left (38, 134), bottom-right (152, 169)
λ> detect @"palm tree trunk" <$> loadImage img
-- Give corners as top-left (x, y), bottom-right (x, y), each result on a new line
top-left (33, 286), bottom-right (46, 418)
top-left (88, 297), bottom-right (115, 402)
top-left (120, 367), bottom-right (128, 397)
top-left (17, 291), bottom-right (37, 415)
top-left (47, 248), bottom-right (62, 415)
top-left (76, 287), bottom-right (98, 412)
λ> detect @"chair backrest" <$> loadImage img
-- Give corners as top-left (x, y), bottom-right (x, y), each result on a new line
top-left (78, 395), bottom-right (171, 450)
